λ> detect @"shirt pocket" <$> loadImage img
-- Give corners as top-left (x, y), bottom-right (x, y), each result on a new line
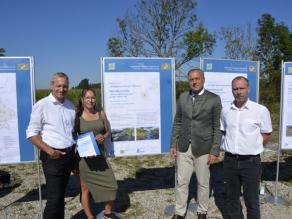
top-left (241, 119), bottom-right (259, 134)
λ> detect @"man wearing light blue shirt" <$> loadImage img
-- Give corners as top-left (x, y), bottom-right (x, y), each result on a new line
top-left (26, 72), bottom-right (75, 219)
top-left (220, 76), bottom-right (272, 219)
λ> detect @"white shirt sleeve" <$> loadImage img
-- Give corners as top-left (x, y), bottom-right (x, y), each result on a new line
top-left (220, 109), bottom-right (226, 131)
top-left (260, 106), bottom-right (273, 133)
top-left (26, 101), bottom-right (44, 138)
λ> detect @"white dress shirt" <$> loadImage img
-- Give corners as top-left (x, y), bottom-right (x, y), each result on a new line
top-left (191, 88), bottom-right (205, 104)
top-left (26, 93), bottom-right (76, 149)
top-left (220, 99), bottom-right (272, 155)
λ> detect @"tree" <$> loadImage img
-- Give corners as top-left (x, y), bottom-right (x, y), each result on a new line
top-left (256, 14), bottom-right (292, 104)
top-left (76, 78), bottom-right (89, 89)
top-left (219, 24), bottom-right (257, 60)
top-left (107, 0), bottom-right (215, 69)
top-left (0, 48), bottom-right (6, 56)
top-left (107, 38), bottom-right (124, 57)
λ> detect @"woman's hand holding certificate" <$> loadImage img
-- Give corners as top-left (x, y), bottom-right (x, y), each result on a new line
top-left (76, 131), bottom-right (101, 157)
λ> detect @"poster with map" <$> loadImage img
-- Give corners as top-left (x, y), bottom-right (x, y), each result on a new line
top-left (0, 57), bottom-right (35, 164)
top-left (102, 58), bottom-right (174, 156)
top-left (0, 73), bottom-right (20, 162)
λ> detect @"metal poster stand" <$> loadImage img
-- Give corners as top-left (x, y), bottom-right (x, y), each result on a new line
top-left (37, 149), bottom-right (44, 219)
top-left (265, 146), bottom-right (287, 205)
top-left (266, 61), bottom-right (287, 205)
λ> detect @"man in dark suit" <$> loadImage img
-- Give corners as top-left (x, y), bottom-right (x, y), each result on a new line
top-left (170, 68), bottom-right (222, 219)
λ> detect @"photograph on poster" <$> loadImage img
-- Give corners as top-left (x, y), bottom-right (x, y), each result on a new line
top-left (112, 128), bottom-right (135, 141)
top-left (136, 127), bottom-right (159, 140)
top-left (286, 126), bottom-right (292, 137)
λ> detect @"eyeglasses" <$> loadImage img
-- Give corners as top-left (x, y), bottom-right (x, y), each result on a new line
top-left (84, 97), bottom-right (96, 101)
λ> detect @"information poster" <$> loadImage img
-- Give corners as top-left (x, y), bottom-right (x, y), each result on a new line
top-left (102, 58), bottom-right (174, 156)
top-left (281, 62), bottom-right (292, 150)
top-left (0, 57), bottom-right (35, 163)
top-left (201, 58), bottom-right (259, 106)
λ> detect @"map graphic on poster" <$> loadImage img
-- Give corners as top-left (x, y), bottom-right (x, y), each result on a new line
top-left (0, 73), bottom-right (20, 162)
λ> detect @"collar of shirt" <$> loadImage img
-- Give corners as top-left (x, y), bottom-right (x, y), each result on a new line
top-left (190, 88), bottom-right (205, 97)
top-left (230, 99), bottom-right (250, 110)
top-left (49, 93), bottom-right (67, 105)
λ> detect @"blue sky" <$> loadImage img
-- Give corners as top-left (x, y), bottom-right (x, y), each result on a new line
top-left (1, 0), bottom-right (291, 88)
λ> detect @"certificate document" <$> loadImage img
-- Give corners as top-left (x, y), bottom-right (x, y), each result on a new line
top-left (76, 132), bottom-right (100, 157)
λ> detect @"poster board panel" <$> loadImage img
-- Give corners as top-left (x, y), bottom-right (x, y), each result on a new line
top-left (280, 62), bottom-right (292, 150)
top-left (102, 57), bottom-right (175, 157)
top-left (201, 58), bottom-right (259, 106)
top-left (0, 57), bottom-right (35, 164)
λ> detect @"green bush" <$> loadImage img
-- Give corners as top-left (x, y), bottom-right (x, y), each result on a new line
top-left (35, 89), bottom-right (50, 101)
top-left (35, 88), bottom-right (102, 107)
top-left (175, 81), bottom-right (189, 99)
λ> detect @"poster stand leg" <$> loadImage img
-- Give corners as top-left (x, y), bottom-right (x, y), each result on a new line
top-left (164, 153), bottom-right (177, 216)
top-left (265, 145), bottom-right (287, 205)
top-left (36, 149), bottom-right (43, 219)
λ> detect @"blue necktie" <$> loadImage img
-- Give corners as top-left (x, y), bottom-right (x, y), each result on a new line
top-left (191, 92), bottom-right (197, 105)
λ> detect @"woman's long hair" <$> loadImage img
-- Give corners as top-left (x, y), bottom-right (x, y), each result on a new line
top-left (76, 88), bottom-right (100, 117)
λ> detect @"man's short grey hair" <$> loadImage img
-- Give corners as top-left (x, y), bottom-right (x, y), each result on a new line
top-left (187, 68), bottom-right (205, 78)
top-left (50, 72), bottom-right (69, 86)
top-left (232, 76), bottom-right (249, 87)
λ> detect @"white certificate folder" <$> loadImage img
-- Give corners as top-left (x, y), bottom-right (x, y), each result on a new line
top-left (76, 131), bottom-right (101, 157)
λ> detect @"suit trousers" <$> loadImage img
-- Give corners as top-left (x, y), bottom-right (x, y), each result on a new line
top-left (41, 150), bottom-right (75, 219)
top-left (175, 145), bottom-right (210, 216)
top-left (223, 154), bottom-right (261, 219)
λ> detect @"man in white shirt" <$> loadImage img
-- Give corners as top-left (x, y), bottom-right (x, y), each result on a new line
top-left (220, 76), bottom-right (272, 219)
top-left (26, 72), bottom-right (76, 219)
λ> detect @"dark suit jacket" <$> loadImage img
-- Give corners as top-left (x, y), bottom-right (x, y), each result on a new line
top-left (171, 90), bottom-right (222, 157)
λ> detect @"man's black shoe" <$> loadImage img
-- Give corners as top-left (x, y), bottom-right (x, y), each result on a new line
top-left (171, 214), bottom-right (184, 219)
top-left (197, 213), bottom-right (207, 219)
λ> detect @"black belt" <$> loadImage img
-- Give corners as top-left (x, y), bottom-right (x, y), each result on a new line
top-left (52, 146), bottom-right (74, 153)
top-left (225, 152), bottom-right (260, 160)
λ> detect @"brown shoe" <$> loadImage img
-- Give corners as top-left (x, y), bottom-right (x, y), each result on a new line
top-left (197, 213), bottom-right (207, 219)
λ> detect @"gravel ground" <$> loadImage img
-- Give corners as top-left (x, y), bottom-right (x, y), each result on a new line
top-left (0, 143), bottom-right (292, 219)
